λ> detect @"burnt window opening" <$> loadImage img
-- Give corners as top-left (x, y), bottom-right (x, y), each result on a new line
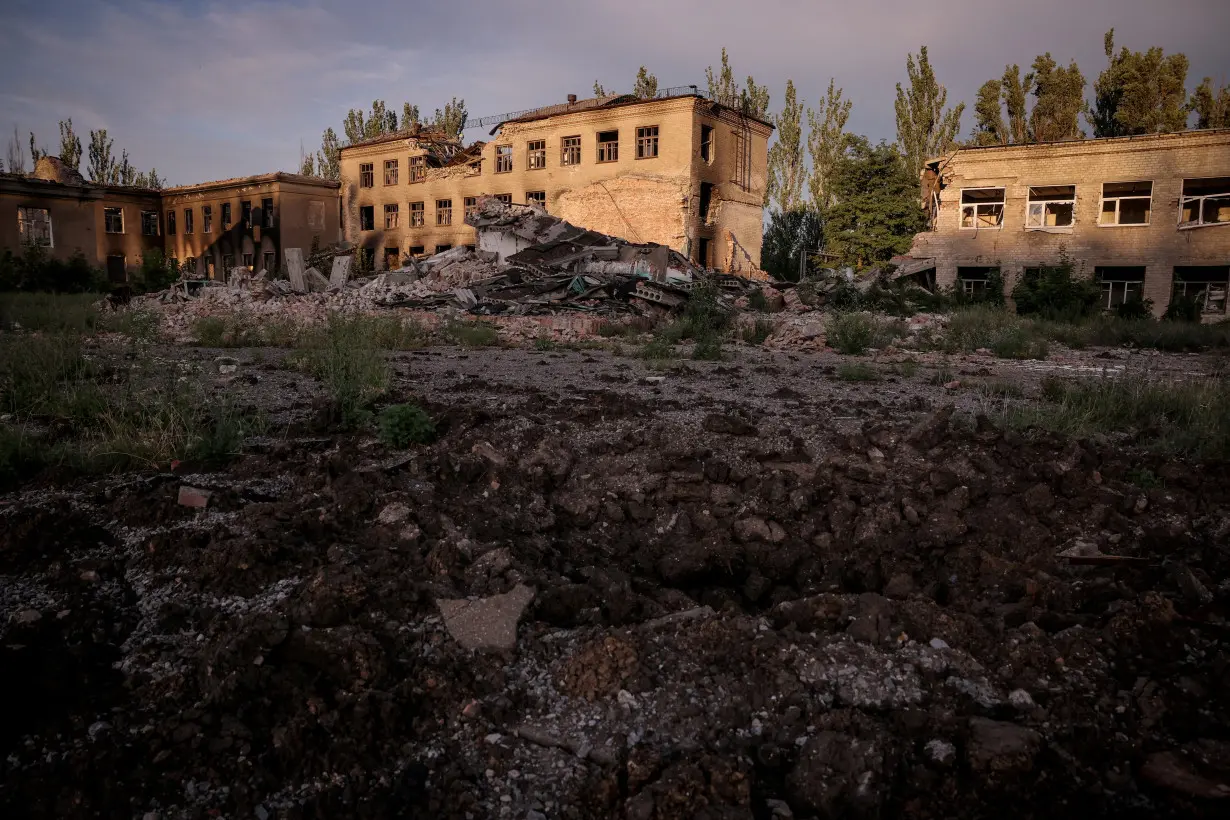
top-left (359, 205), bottom-right (375, 231)
top-left (495, 193), bottom-right (512, 205)
top-left (1172, 266), bottom-right (1229, 315)
top-left (184, 208), bottom-right (193, 234)
top-left (1179, 178), bottom-right (1230, 228)
top-left (384, 159), bottom-right (399, 186)
top-left (561, 135), bottom-right (581, 166)
top-left (636, 125), bottom-right (659, 159)
top-left (242, 201), bottom-right (252, 229)
top-left (960, 188), bottom-right (1005, 229)
top-left (1099, 181), bottom-right (1152, 226)
top-left (410, 201), bottom-right (425, 227)
top-left (357, 248), bottom-right (374, 270)
top-left (384, 203), bottom-right (399, 229)
top-left (730, 128), bottom-right (750, 191)
top-left (203, 205), bottom-right (214, 233)
top-left (408, 245), bottom-right (425, 257)
top-left (409, 156), bottom-right (425, 184)
top-left (957, 266), bottom-right (1000, 297)
top-left (463, 196), bottom-right (478, 219)
top-left (1026, 185), bottom-right (1075, 229)
top-left (527, 140), bottom-right (546, 170)
top-left (104, 207), bottom-right (124, 234)
top-left (384, 247), bottom-right (400, 269)
top-left (597, 130), bottom-right (619, 163)
top-left (437, 199), bottom-right (453, 226)
top-left (698, 182), bottom-right (714, 224)
top-left (526, 191), bottom-right (546, 210)
top-left (222, 202), bottom-right (232, 229)
top-left (697, 236), bottom-right (710, 268)
top-left (261, 198), bottom-right (274, 228)
top-left (243, 252), bottom-right (253, 270)
top-left (140, 210), bottom-right (159, 236)
top-left (17, 207), bottom-right (53, 247)
top-left (168, 210), bottom-right (176, 235)
top-left (106, 255), bottom-right (126, 283)
top-left (262, 251), bottom-right (276, 272)
top-left (700, 124), bottom-right (714, 163)
top-left (223, 253), bottom-right (235, 271)
top-left (1095, 266), bottom-right (1147, 309)
top-left (495, 145), bottom-right (513, 173)
top-left (203, 255), bottom-right (215, 279)
top-left (435, 244), bottom-right (452, 254)
top-left (359, 163), bottom-right (374, 188)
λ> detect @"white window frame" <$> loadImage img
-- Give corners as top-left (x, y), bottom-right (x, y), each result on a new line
top-left (1025, 185), bottom-right (1076, 231)
top-left (104, 206), bottom-right (125, 234)
top-left (527, 140), bottom-right (546, 170)
top-left (1095, 267), bottom-right (1146, 310)
top-left (959, 187), bottom-right (1005, 230)
top-left (495, 145), bottom-right (513, 173)
top-left (1098, 181), bottom-right (1152, 227)
top-left (17, 207), bottom-right (53, 248)
top-left (1178, 178), bottom-right (1230, 230)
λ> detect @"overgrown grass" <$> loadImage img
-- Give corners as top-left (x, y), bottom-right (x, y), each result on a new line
top-left (443, 319), bottom-right (499, 348)
top-left (293, 314), bottom-right (390, 428)
top-left (0, 292), bottom-right (100, 333)
top-left (937, 307), bottom-right (1048, 359)
top-left (826, 311), bottom-right (902, 355)
top-left (1006, 374), bottom-right (1230, 459)
top-left (742, 318), bottom-right (774, 346)
top-left (641, 278), bottom-right (733, 361)
top-left (377, 403), bottom-right (436, 447)
top-left (836, 362), bottom-right (880, 382)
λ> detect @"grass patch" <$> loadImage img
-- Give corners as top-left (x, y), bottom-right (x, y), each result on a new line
top-left (533, 336), bottom-right (558, 352)
top-left (742, 318), bottom-right (774, 346)
top-left (0, 292), bottom-right (100, 333)
top-left (294, 313), bottom-right (390, 428)
top-left (885, 359), bottom-right (919, 378)
top-left (597, 321), bottom-right (641, 338)
top-left (639, 336), bottom-right (677, 362)
top-left (826, 311), bottom-right (902, 355)
top-left (976, 380), bottom-right (1025, 399)
top-left (443, 319), bottom-right (499, 348)
top-left (377, 403), bottom-right (436, 447)
top-left (836, 362), bottom-right (881, 382)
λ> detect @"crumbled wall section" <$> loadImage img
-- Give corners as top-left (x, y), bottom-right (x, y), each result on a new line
top-left (553, 174), bottom-right (690, 249)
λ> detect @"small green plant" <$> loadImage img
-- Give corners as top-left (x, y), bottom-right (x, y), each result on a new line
top-left (444, 319), bottom-right (499, 347)
top-left (748, 289), bottom-right (769, 312)
top-left (297, 313), bottom-right (390, 428)
top-left (1126, 467), bottom-right (1163, 489)
top-left (826, 311), bottom-right (877, 355)
top-left (1011, 258), bottom-right (1100, 320)
top-left (534, 336), bottom-right (558, 351)
top-left (976, 380), bottom-right (1025, 399)
top-left (742, 318), bottom-right (774, 345)
top-left (836, 362), bottom-right (880, 382)
top-left (1114, 297), bottom-right (1154, 321)
top-left (377, 403), bottom-right (437, 447)
top-left (1163, 295), bottom-right (1202, 323)
top-left (597, 321), bottom-right (639, 338)
top-left (888, 359), bottom-right (919, 378)
top-left (639, 336), bottom-right (677, 361)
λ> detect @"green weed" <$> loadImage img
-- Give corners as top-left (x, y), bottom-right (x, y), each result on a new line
top-left (378, 403), bottom-right (437, 447)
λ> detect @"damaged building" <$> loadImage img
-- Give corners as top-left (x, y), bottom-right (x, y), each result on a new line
top-left (903, 128), bottom-right (1230, 318)
top-left (339, 89), bottom-right (773, 274)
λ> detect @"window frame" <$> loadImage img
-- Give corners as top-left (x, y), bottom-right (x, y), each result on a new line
top-left (203, 205), bottom-right (213, 233)
top-left (384, 158), bottom-right (399, 186)
top-left (1098, 181), bottom-right (1153, 227)
top-left (700, 124), bottom-right (714, 163)
top-left (242, 200), bottom-right (252, 229)
top-left (526, 191), bottom-right (546, 209)
top-left (596, 130), bottom-right (619, 163)
top-left (261, 197), bottom-right (274, 229)
top-left (495, 193), bottom-right (512, 205)
top-left (359, 162), bottom-right (374, 188)
top-left (243, 252), bottom-right (254, 270)
top-left (384, 203), bottom-right (399, 229)
top-left (103, 206), bottom-right (125, 234)
top-left (1025, 185), bottom-right (1076, 231)
top-left (410, 201), bottom-right (425, 227)
top-left (1094, 266), bottom-right (1147, 310)
top-left (17, 206), bottom-right (53, 248)
top-left (635, 125), bottom-right (659, 159)
top-left (222, 202), bottom-right (232, 229)
top-left (1178, 178), bottom-right (1230, 229)
top-left (168, 210), bottom-right (176, 236)
top-left (223, 253), bottom-right (236, 271)
top-left (359, 205), bottom-right (375, 231)
top-left (495, 144), bottom-right (513, 173)
top-left (958, 187), bottom-right (1006, 230)
top-left (409, 155), bottom-right (425, 184)
top-left (527, 139), bottom-right (546, 170)
top-left (561, 135), bottom-right (581, 166)
top-left (262, 251), bottom-right (276, 272)
top-left (436, 199), bottom-right (453, 226)
top-left (184, 208), bottom-right (193, 234)
top-left (463, 196), bottom-right (478, 219)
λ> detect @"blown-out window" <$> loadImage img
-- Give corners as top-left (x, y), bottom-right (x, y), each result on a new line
top-left (561, 136), bottom-right (581, 166)
top-left (1096, 266), bottom-right (1146, 309)
top-left (1099, 181), bottom-right (1151, 226)
top-left (527, 140), bottom-right (546, 170)
top-left (1179, 178), bottom-right (1230, 228)
top-left (384, 203), bottom-right (399, 229)
top-left (436, 199), bottom-right (452, 226)
top-left (17, 207), bottom-right (52, 247)
top-left (1026, 185), bottom-right (1075, 229)
top-left (960, 188), bottom-right (1005, 229)
top-left (410, 202), bottom-right (424, 227)
top-left (359, 163), bottom-right (374, 188)
top-left (597, 130), bottom-right (618, 163)
top-left (495, 145), bottom-right (512, 173)
top-left (409, 156), bottom-right (425, 183)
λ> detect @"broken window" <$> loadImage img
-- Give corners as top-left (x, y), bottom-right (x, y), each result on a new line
top-left (140, 210), bottom-right (159, 236)
top-left (184, 208), bottom-right (193, 234)
top-left (435, 244), bottom-right (452, 254)
top-left (222, 202), bottom-right (232, 229)
top-left (731, 130), bottom-right (746, 188)
top-left (242, 200), bottom-right (252, 228)
top-left (526, 191), bottom-right (546, 209)
top-left (410, 201), bottom-right (425, 227)
top-left (1172, 266), bottom-right (1229, 314)
top-left (957, 266), bottom-right (999, 297)
top-left (464, 196), bottom-right (478, 219)
top-left (959, 188), bottom-right (1005, 229)
top-left (384, 247), bottom-right (399, 269)
top-left (204, 256), bottom-right (216, 279)
top-left (1095, 266), bottom-right (1146, 309)
top-left (106, 255), bottom-right (126, 283)
top-left (223, 253), bottom-right (235, 270)
top-left (409, 156), bottom-right (425, 184)
top-left (437, 199), bottom-right (452, 226)
top-left (697, 236), bottom-right (710, 267)
top-left (561, 135), bottom-right (581, 166)
top-left (360, 163), bottom-right (374, 188)
top-left (495, 145), bottom-right (513, 173)
top-left (700, 125), bottom-right (713, 163)
top-left (1099, 181), bottom-right (1151, 225)
top-left (1179, 178), bottom-right (1230, 228)
top-left (203, 205), bottom-right (213, 233)
top-left (636, 125), bottom-right (659, 159)
top-left (1026, 185), bottom-right (1075, 229)
top-left (359, 205), bottom-right (374, 231)
top-left (597, 130), bottom-right (618, 163)
top-left (495, 193), bottom-right (512, 205)
top-left (384, 159), bottom-right (399, 185)
top-left (262, 197), bottom-right (274, 229)
top-left (17, 207), bottom-right (53, 247)
top-left (243, 252), bottom-right (253, 270)
top-left (358, 248), bottom-right (374, 269)
top-left (408, 245), bottom-right (425, 257)
top-left (168, 210), bottom-right (176, 235)
top-left (104, 207), bottom-right (124, 234)
top-left (698, 182), bottom-right (714, 224)
top-left (527, 140), bottom-right (546, 170)
top-left (384, 203), bottom-right (399, 229)
top-left (262, 251), bottom-right (275, 272)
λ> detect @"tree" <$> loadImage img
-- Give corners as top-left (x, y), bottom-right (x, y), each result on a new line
top-left (132, 168), bottom-right (164, 189)
top-left (315, 127), bottom-right (341, 181)
top-left (1190, 77), bottom-right (1230, 129)
top-left (1091, 29), bottom-right (1189, 136)
top-left (820, 137), bottom-right (927, 269)
top-left (87, 129), bottom-right (115, 183)
top-left (806, 79), bottom-right (852, 212)
top-left (632, 66), bottom-right (659, 99)
top-left (593, 80), bottom-right (607, 96)
top-left (402, 102), bottom-right (421, 128)
top-left (59, 119), bottom-right (82, 170)
top-left (1003, 64), bottom-right (1030, 144)
top-left (894, 46), bottom-right (964, 175)
top-left (704, 47), bottom-right (770, 118)
top-left (29, 133), bottom-right (44, 164)
top-left (1028, 53), bottom-right (1087, 141)
top-left (6, 126), bottom-right (25, 174)
top-left (766, 79), bottom-right (805, 211)
top-left (299, 153), bottom-right (316, 177)
top-left (429, 97), bottom-right (467, 140)
top-left (971, 79), bottom-right (1007, 145)
top-left (761, 208), bottom-right (823, 281)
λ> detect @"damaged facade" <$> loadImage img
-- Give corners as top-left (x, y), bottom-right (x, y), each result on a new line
top-left (906, 129), bottom-right (1230, 318)
top-left (339, 91), bottom-right (772, 273)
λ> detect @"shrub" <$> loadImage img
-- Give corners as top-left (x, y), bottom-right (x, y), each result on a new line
top-left (836, 362), bottom-right (880, 382)
top-left (941, 307), bottom-right (1047, 359)
top-left (826, 311), bottom-right (877, 354)
top-left (748, 289), bottom-right (769, 312)
top-left (1114, 297), bottom-right (1154, 320)
top-left (134, 249), bottom-right (178, 293)
top-left (639, 336), bottom-right (676, 361)
top-left (1011, 260), bottom-right (1100, 320)
top-left (444, 319), bottom-right (499, 347)
top-left (825, 278), bottom-right (864, 310)
top-left (3, 244), bottom-right (105, 293)
top-left (297, 313), bottom-right (390, 428)
top-left (378, 403), bottom-right (436, 447)
top-left (1164, 295), bottom-right (1202, 323)
top-left (533, 336), bottom-right (557, 351)
top-left (742, 318), bottom-right (774, 345)
top-left (0, 292), bottom-right (99, 333)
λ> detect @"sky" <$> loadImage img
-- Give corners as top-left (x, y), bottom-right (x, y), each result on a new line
top-left (1, 0), bottom-right (1227, 186)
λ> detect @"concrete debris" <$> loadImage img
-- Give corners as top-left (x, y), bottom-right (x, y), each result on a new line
top-left (177, 486), bottom-right (213, 509)
top-left (436, 584), bottom-right (536, 652)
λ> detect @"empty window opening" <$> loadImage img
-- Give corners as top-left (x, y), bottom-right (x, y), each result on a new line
top-left (957, 266), bottom-right (1000, 297)
top-left (561, 135), bottom-right (581, 166)
top-left (262, 251), bottom-right (276, 272)
top-left (1172, 266), bottom-right (1229, 315)
top-left (409, 156), bottom-right (425, 183)
top-left (1099, 181), bottom-right (1151, 226)
top-left (384, 159), bottom-right (399, 185)
top-left (1179, 178), bottom-right (1230, 228)
top-left (410, 201), bottom-right (425, 227)
top-left (168, 210), bottom-right (176, 235)
top-left (698, 182), bottom-right (714, 224)
top-left (242, 201), bottom-right (252, 228)
top-left (140, 210), bottom-right (159, 236)
top-left (223, 254), bottom-right (235, 271)
top-left (222, 202), bottom-right (232, 229)
top-left (357, 248), bottom-right (374, 270)
top-left (106, 255), bottom-right (126, 283)
top-left (526, 191), bottom-right (546, 209)
top-left (261, 198), bottom-right (274, 229)
top-left (384, 203), bottom-right (399, 229)
top-left (360, 163), bottom-right (374, 188)
top-left (437, 199), bottom-right (453, 226)
top-left (435, 244), bottom-right (452, 254)
top-left (731, 129), bottom-right (748, 190)
top-left (636, 125), bottom-right (659, 159)
top-left (243, 252), bottom-right (253, 270)
top-left (1095, 266), bottom-right (1146, 310)
top-left (495, 193), bottom-right (512, 205)
top-left (1026, 185), bottom-right (1075, 229)
top-left (359, 205), bottom-right (374, 231)
top-left (597, 130), bottom-right (619, 163)
top-left (463, 196), bottom-right (478, 219)
top-left (495, 145), bottom-right (513, 173)
top-left (384, 247), bottom-right (400, 269)
top-left (203, 256), bottom-right (215, 279)
top-left (960, 188), bottom-right (1005, 229)
top-left (697, 236), bottom-right (710, 267)
top-left (203, 205), bottom-right (213, 233)
top-left (527, 140), bottom-right (546, 170)
top-left (700, 125), bottom-right (714, 163)
top-left (104, 207), bottom-right (124, 234)
top-left (18, 207), bottom-right (53, 247)
top-left (408, 245), bottom-right (425, 257)
top-left (184, 208), bottom-right (193, 234)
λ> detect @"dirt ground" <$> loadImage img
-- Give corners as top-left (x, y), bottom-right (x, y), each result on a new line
top-left (3, 341), bottom-right (1230, 818)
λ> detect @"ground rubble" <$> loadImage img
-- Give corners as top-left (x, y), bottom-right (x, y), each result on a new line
top-left (3, 368), bottom-right (1229, 818)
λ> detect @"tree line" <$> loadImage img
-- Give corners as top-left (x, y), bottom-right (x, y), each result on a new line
top-left (2, 120), bottom-right (164, 188)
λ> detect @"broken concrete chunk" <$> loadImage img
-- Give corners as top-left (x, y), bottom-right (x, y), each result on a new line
top-left (377, 502), bottom-right (411, 526)
top-left (1140, 750), bottom-right (1230, 799)
top-left (328, 255), bottom-right (353, 289)
top-left (285, 248), bottom-right (306, 293)
top-left (967, 717), bottom-right (1042, 773)
top-left (177, 486), bottom-right (212, 508)
top-left (304, 267), bottom-right (330, 292)
top-left (437, 584), bottom-right (535, 652)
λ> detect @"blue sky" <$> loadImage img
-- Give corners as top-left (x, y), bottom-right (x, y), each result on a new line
top-left (1, 0), bottom-right (1226, 185)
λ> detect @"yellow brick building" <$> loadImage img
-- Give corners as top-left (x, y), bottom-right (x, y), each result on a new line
top-left (907, 129), bottom-right (1230, 318)
top-left (338, 91), bottom-right (772, 272)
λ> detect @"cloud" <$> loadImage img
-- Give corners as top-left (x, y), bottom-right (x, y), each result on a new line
top-left (1, 0), bottom-right (1226, 183)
